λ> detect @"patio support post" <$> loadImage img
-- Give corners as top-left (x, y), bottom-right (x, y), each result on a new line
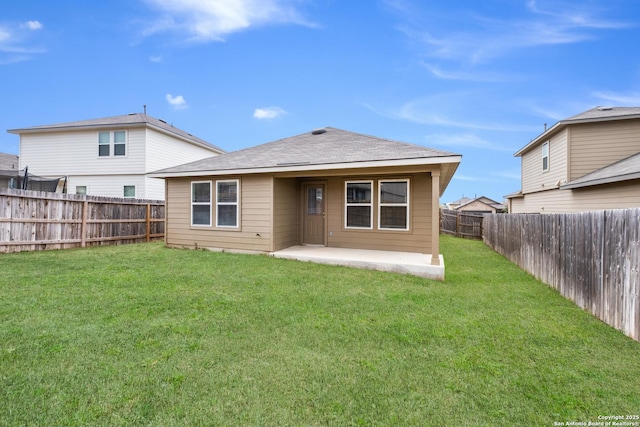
top-left (431, 170), bottom-right (440, 266)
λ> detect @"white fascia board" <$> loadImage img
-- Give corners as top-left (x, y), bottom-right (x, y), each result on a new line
top-left (148, 155), bottom-right (462, 178)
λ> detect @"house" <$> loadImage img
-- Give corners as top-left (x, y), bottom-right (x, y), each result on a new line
top-left (508, 106), bottom-right (640, 213)
top-left (445, 196), bottom-right (471, 210)
top-left (151, 127), bottom-right (461, 279)
top-left (454, 196), bottom-right (505, 214)
top-left (7, 113), bottom-right (224, 199)
top-left (0, 153), bottom-right (19, 189)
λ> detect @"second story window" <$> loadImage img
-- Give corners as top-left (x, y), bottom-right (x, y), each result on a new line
top-left (98, 131), bottom-right (127, 157)
top-left (542, 141), bottom-right (549, 172)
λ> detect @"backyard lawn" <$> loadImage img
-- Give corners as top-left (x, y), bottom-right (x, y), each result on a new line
top-left (1, 236), bottom-right (639, 426)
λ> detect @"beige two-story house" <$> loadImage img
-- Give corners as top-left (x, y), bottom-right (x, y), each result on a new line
top-left (508, 106), bottom-right (640, 213)
top-left (8, 113), bottom-right (224, 199)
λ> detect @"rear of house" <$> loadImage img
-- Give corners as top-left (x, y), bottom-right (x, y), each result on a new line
top-left (152, 127), bottom-right (461, 275)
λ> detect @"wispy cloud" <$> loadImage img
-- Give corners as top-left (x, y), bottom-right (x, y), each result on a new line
top-left (593, 90), bottom-right (640, 105)
top-left (166, 93), bottom-right (187, 109)
top-left (387, 1), bottom-right (630, 67)
top-left (149, 55), bottom-right (162, 63)
top-left (424, 133), bottom-right (514, 152)
top-left (141, 0), bottom-right (316, 42)
top-left (253, 106), bottom-right (287, 119)
top-left (0, 20), bottom-right (45, 64)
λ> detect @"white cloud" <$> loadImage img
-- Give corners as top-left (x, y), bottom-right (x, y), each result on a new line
top-left (253, 106), bottom-right (287, 119)
top-left (166, 93), bottom-right (188, 109)
top-left (142, 0), bottom-right (316, 41)
top-left (593, 91), bottom-right (640, 106)
top-left (0, 21), bottom-right (46, 63)
top-left (23, 21), bottom-right (43, 31)
top-left (388, 1), bottom-right (630, 65)
top-left (424, 132), bottom-right (514, 152)
top-left (149, 55), bottom-right (162, 63)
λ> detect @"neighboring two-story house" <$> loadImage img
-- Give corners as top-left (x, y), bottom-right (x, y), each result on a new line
top-left (8, 113), bottom-right (224, 199)
top-left (508, 106), bottom-right (640, 213)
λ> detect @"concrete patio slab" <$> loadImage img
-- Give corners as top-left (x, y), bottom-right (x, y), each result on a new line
top-left (271, 246), bottom-right (444, 280)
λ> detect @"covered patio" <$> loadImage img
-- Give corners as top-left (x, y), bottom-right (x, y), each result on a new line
top-left (271, 245), bottom-right (445, 280)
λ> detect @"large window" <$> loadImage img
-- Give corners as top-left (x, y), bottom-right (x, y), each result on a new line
top-left (542, 141), bottom-right (549, 171)
top-left (345, 181), bottom-right (372, 229)
top-left (379, 180), bottom-right (409, 230)
top-left (191, 181), bottom-right (212, 226)
top-left (98, 131), bottom-right (127, 157)
top-left (216, 180), bottom-right (239, 228)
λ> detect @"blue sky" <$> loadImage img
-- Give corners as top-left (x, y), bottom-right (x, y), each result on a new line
top-left (1, 0), bottom-right (639, 203)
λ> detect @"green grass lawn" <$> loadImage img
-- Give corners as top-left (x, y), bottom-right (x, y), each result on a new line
top-left (1, 236), bottom-right (639, 426)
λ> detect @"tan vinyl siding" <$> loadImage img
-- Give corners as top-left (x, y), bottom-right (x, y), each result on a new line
top-left (324, 173), bottom-right (432, 254)
top-left (510, 180), bottom-right (640, 213)
top-left (457, 200), bottom-right (495, 213)
top-left (521, 129), bottom-right (568, 194)
top-left (165, 175), bottom-right (273, 251)
top-left (273, 178), bottom-right (299, 251)
top-left (569, 120), bottom-right (640, 180)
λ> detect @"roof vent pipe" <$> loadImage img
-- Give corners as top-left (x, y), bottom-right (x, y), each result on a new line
top-left (311, 128), bottom-right (327, 135)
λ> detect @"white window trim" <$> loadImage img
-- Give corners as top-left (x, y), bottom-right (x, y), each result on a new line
top-left (123, 185), bottom-right (136, 198)
top-left (344, 180), bottom-right (373, 230)
top-left (98, 130), bottom-right (127, 158)
top-left (542, 141), bottom-right (549, 172)
top-left (75, 185), bottom-right (88, 195)
top-left (215, 179), bottom-right (240, 229)
top-left (191, 180), bottom-right (212, 227)
top-left (378, 179), bottom-right (410, 231)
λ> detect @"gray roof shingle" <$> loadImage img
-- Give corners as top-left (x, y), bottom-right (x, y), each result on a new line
top-left (152, 127), bottom-right (460, 175)
top-left (0, 153), bottom-right (19, 171)
top-left (562, 151), bottom-right (640, 189)
top-left (8, 113), bottom-right (224, 153)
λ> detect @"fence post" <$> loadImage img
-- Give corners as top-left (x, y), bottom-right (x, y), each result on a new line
top-left (146, 203), bottom-right (151, 242)
top-left (81, 200), bottom-right (88, 248)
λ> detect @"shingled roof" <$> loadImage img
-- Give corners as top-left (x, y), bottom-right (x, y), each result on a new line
top-left (0, 153), bottom-right (19, 172)
top-left (151, 127), bottom-right (461, 195)
top-left (152, 127), bottom-right (460, 173)
top-left (562, 151), bottom-right (640, 189)
top-left (8, 113), bottom-right (224, 154)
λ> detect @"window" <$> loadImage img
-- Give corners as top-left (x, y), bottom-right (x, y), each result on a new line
top-left (379, 180), bottom-right (409, 230)
top-left (98, 131), bottom-right (126, 157)
top-left (76, 185), bottom-right (87, 195)
top-left (191, 181), bottom-right (211, 226)
top-left (98, 132), bottom-right (110, 156)
top-left (114, 131), bottom-right (126, 156)
top-left (124, 185), bottom-right (136, 198)
top-left (216, 180), bottom-right (239, 228)
top-left (345, 181), bottom-right (372, 229)
top-left (542, 141), bottom-right (549, 171)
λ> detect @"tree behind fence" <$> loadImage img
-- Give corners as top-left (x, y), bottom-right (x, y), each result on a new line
top-left (483, 209), bottom-right (640, 342)
top-left (0, 188), bottom-right (165, 253)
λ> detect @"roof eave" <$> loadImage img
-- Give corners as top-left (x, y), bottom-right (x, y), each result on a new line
top-left (149, 155), bottom-right (462, 178)
top-left (561, 172), bottom-right (640, 190)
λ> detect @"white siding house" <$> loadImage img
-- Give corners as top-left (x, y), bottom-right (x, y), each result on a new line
top-left (8, 113), bottom-right (224, 199)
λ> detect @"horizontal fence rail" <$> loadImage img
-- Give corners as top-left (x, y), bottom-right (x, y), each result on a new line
top-left (483, 209), bottom-right (640, 342)
top-left (0, 188), bottom-right (165, 253)
top-left (440, 209), bottom-right (484, 239)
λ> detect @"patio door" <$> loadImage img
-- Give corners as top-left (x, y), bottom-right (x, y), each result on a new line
top-left (303, 183), bottom-right (325, 245)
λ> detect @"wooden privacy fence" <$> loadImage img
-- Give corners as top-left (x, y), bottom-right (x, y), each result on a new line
top-left (440, 209), bottom-right (484, 239)
top-left (0, 188), bottom-right (165, 253)
top-left (483, 209), bottom-right (640, 342)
